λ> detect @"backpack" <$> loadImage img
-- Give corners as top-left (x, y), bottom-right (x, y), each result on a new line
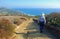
top-left (40, 17), bottom-right (45, 22)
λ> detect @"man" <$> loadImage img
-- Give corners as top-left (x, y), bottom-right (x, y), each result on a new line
top-left (38, 13), bottom-right (46, 33)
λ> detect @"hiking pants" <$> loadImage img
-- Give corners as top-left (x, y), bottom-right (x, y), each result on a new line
top-left (39, 21), bottom-right (44, 32)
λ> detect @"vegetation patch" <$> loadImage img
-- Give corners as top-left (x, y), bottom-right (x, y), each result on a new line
top-left (0, 18), bottom-right (15, 39)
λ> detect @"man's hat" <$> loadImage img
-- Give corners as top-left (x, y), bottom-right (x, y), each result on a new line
top-left (42, 12), bottom-right (45, 16)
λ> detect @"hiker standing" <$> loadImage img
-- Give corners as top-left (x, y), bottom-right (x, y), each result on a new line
top-left (38, 13), bottom-right (46, 33)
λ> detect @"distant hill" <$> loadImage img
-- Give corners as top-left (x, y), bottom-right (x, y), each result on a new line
top-left (0, 8), bottom-right (35, 19)
top-left (0, 8), bottom-right (25, 16)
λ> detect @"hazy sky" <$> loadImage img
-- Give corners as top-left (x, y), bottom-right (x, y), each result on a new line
top-left (0, 0), bottom-right (60, 8)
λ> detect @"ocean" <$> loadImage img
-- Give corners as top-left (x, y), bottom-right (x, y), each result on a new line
top-left (13, 8), bottom-right (60, 16)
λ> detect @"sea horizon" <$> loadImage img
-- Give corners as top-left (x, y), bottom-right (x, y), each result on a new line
top-left (12, 8), bottom-right (60, 16)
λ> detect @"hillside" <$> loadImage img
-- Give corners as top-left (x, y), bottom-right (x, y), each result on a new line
top-left (0, 8), bottom-right (33, 26)
top-left (0, 8), bottom-right (26, 16)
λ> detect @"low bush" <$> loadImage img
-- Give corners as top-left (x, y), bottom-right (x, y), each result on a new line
top-left (46, 12), bottom-right (60, 27)
top-left (13, 18), bottom-right (23, 25)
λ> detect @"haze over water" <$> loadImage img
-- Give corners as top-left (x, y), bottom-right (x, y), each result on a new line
top-left (0, 0), bottom-right (60, 15)
top-left (13, 8), bottom-right (60, 16)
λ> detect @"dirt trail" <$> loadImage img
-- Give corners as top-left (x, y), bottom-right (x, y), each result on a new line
top-left (14, 18), bottom-right (33, 39)
top-left (15, 18), bottom-right (33, 33)
top-left (15, 18), bottom-right (56, 39)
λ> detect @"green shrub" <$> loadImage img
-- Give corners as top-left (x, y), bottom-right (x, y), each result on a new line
top-left (46, 12), bottom-right (60, 27)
